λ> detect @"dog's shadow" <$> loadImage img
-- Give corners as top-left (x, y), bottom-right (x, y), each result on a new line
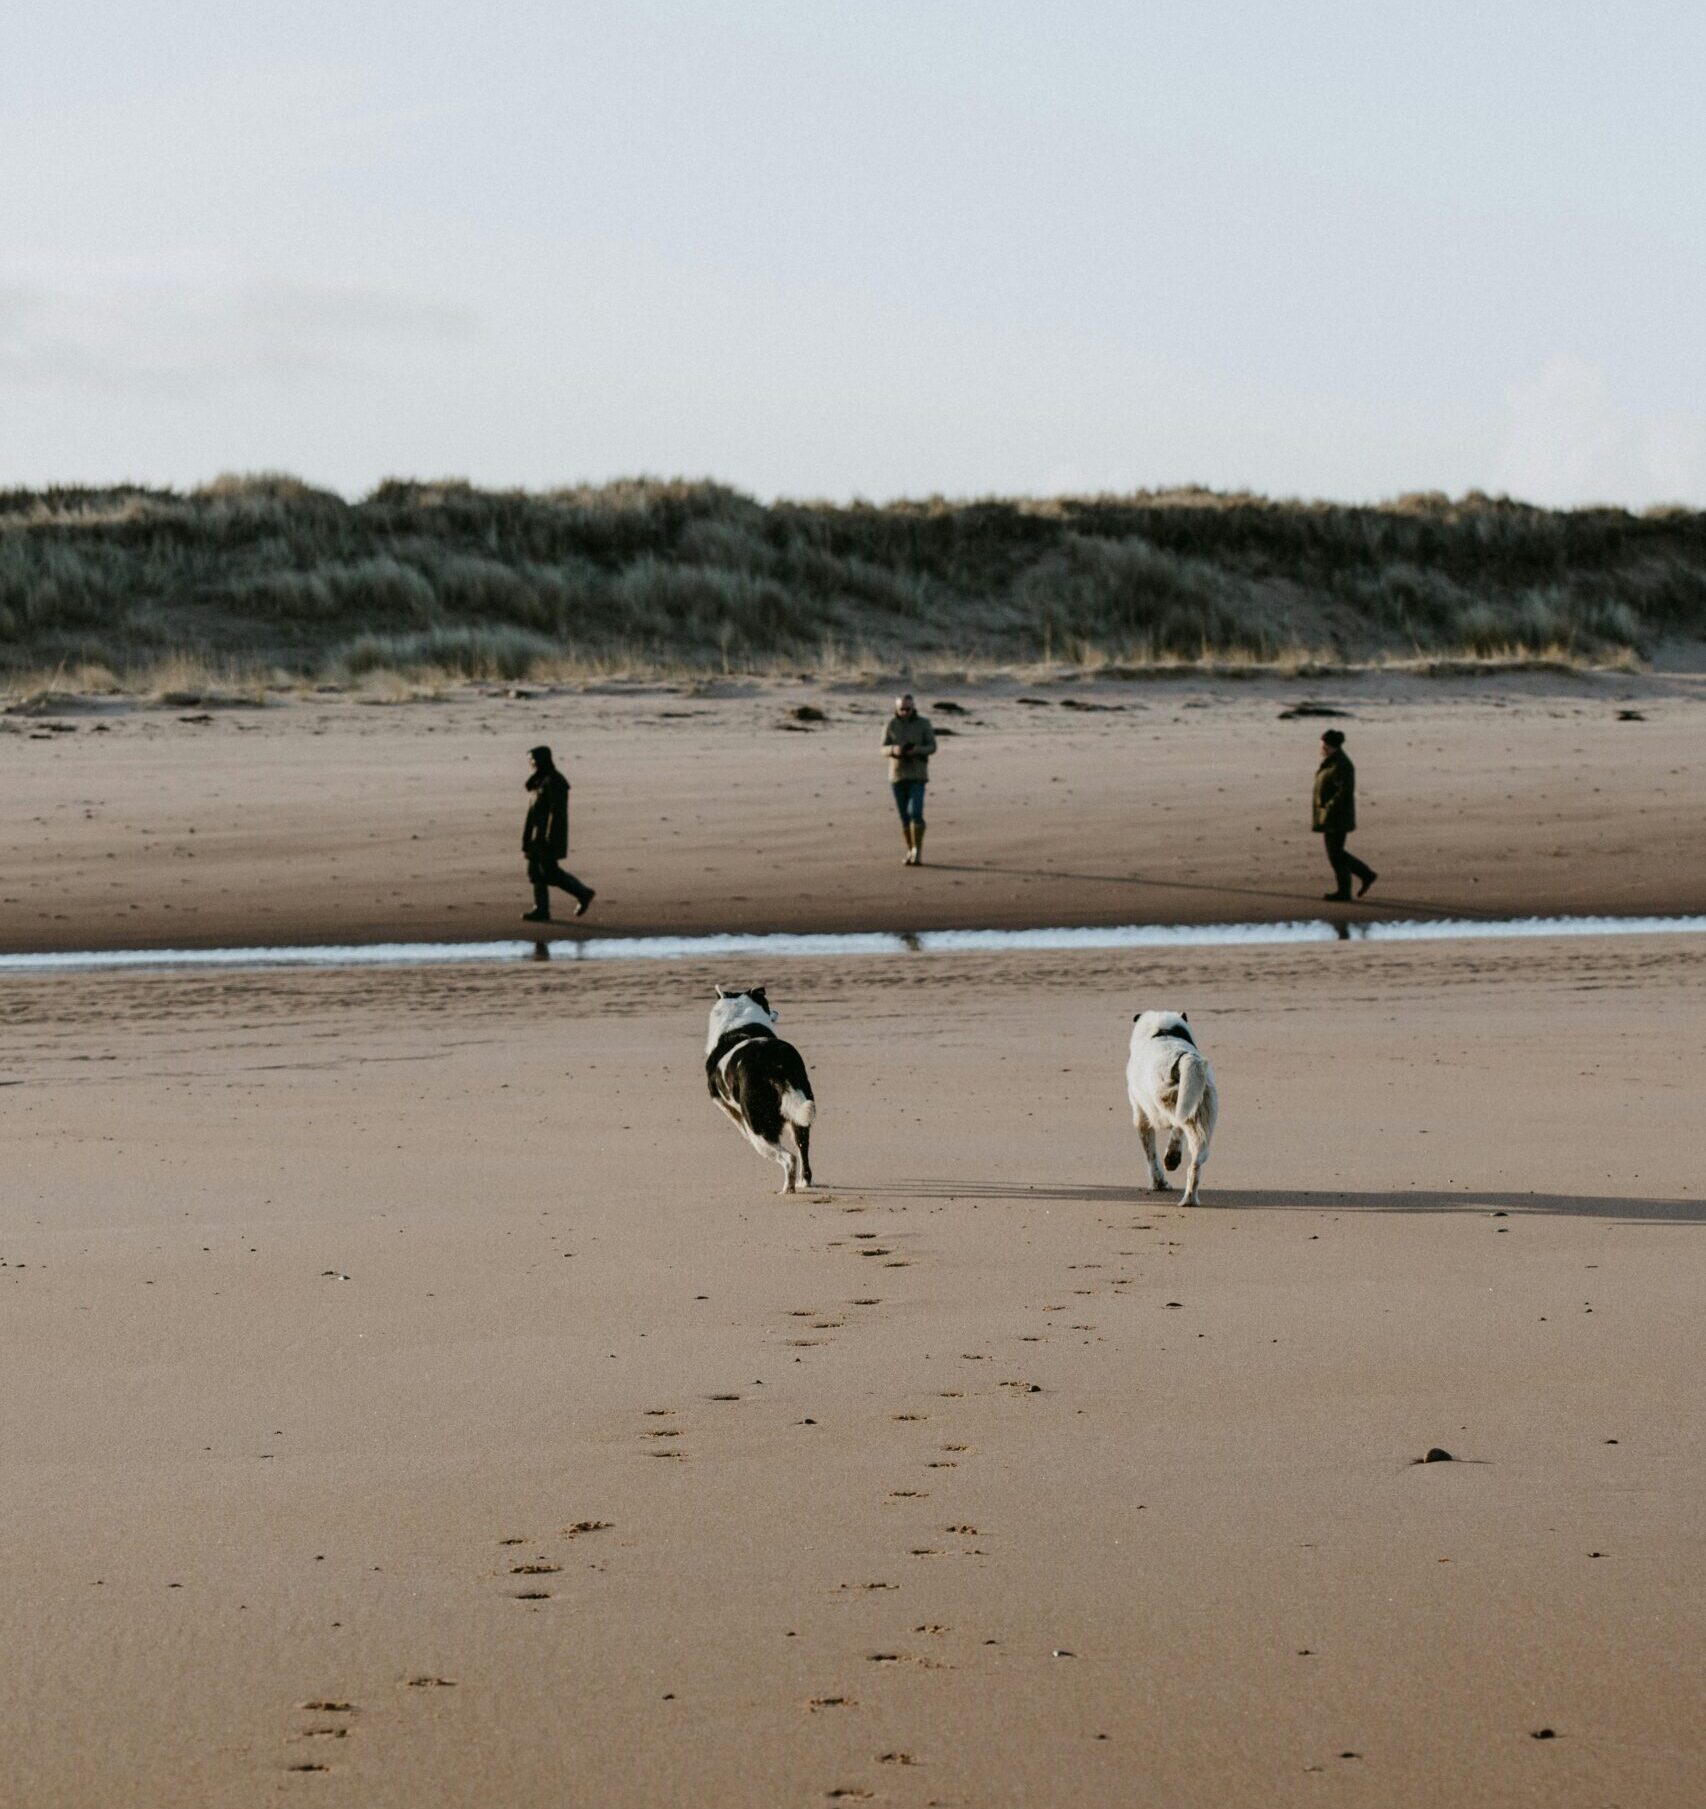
top-left (841, 1180), bottom-right (1705, 1225)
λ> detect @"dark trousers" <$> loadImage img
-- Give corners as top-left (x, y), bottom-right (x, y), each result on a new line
top-left (891, 780), bottom-right (927, 825)
top-left (527, 852), bottom-right (592, 912)
top-left (1322, 831), bottom-right (1374, 897)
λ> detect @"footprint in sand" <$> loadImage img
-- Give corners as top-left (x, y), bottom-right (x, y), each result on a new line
top-left (404, 1676), bottom-right (456, 1688)
top-left (513, 1590), bottom-right (553, 1601)
top-left (563, 1521), bottom-right (613, 1538)
top-left (509, 1563), bottom-right (561, 1575)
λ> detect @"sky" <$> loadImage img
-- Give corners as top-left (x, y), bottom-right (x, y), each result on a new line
top-left (3, 0), bottom-right (1703, 506)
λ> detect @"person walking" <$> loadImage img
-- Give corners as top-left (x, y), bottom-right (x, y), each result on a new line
top-left (521, 744), bottom-right (595, 922)
top-left (1312, 728), bottom-right (1376, 901)
top-left (881, 692), bottom-right (938, 866)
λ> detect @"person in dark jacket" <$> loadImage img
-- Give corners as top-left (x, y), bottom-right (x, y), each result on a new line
top-left (522, 745), bottom-right (594, 922)
top-left (1312, 729), bottom-right (1376, 901)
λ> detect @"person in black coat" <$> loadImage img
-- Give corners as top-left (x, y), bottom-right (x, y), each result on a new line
top-left (1312, 729), bottom-right (1376, 901)
top-left (522, 745), bottom-right (595, 922)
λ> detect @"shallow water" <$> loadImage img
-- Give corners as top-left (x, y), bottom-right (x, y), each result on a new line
top-left (1, 913), bottom-right (1702, 975)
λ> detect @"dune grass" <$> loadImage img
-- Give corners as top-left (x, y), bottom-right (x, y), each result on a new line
top-left (2, 476), bottom-right (1700, 687)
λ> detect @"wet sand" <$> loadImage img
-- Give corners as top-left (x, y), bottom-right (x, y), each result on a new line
top-left (5, 930), bottom-right (1703, 1806)
top-left (3, 668), bottom-right (1704, 954)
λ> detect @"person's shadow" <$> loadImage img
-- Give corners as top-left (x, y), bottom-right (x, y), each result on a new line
top-left (923, 860), bottom-right (1501, 921)
top-left (841, 1179), bottom-right (1703, 1225)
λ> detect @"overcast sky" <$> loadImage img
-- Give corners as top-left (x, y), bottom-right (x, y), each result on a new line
top-left (4, 1), bottom-right (1702, 505)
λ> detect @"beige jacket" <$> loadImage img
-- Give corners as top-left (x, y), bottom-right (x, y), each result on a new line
top-left (882, 713), bottom-right (937, 782)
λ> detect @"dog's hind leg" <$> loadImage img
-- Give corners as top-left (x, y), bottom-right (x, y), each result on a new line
top-left (1135, 1113), bottom-right (1169, 1190)
top-left (794, 1121), bottom-right (813, 1187)
top-left (773, 1140), bottom-right (799, 1194)
top-left (1179, 1131), bottom-right (1206, 1205)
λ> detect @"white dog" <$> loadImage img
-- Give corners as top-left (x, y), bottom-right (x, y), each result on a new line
top-left (1126, 1009), bottom-right (1218, 1205)
top-left (705, 986), bottom-right (818, 1193)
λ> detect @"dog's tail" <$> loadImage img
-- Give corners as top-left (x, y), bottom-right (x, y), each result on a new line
top-left (781, 1086), bottom-right (817, 1127)
top-left (1175, 1051), bottom-right (1209, 1124)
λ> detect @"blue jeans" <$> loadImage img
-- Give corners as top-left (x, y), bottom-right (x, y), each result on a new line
top-left (891, 780), bottom-right (927, 825)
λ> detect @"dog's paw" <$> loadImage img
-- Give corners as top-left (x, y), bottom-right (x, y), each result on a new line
top-left (1150, 1177), bottom-right (1172, 1192)
top-left (1163, 1147), bottom-right (1182, 1171)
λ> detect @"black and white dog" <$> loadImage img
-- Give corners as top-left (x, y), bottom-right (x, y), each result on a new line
top-left (705, 986), bottom-right (817, 1193)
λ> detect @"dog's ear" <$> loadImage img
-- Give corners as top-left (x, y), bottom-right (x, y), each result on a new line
top-left (1182, 1011), bottom-right (1189, 1022)
top-left (1132, 1011), bottom-right (1141, 1022)
top-left (750, 985), bottom-right (770, 1011)
top-left (714, 985), bottom-right (728, 999)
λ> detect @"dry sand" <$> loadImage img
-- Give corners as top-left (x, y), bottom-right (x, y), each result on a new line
top-left (4, 673), bottom-right (1704, 1806)
top-left (2, 667), bottom-right (1703, 951)
top-left (5, 936), bottom-right (1704, 1806)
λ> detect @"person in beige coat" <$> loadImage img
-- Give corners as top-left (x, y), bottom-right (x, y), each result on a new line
top-left (881, 693), bottom-right (938, 865)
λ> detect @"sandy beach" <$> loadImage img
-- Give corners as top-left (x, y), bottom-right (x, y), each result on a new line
top-left (3, 668), bottom-right (1704, 954)
top-left (4, 676), bottom-right (1704, 1806)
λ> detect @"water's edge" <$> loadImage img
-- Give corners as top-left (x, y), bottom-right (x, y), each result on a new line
top-left (1, 915), bottom-right (1702, 974)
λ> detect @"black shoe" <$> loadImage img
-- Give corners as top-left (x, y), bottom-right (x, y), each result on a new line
top-left (1356, 870), bottom-right (1377, 898)
top-left (1322, 891), bottom-right (1351, 902)
top-left (522, 908), bottom-right (552, 923)
top-left (574, 889), bottom-right (596, 918)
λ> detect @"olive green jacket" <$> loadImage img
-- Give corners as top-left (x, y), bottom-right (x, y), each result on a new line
top-left (1311, 750), bottom-right (1356, 834)
top-left (882, 713), bottom-right (937, 783)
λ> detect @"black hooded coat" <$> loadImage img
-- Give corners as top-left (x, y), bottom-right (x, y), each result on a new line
top-left (524, 768), bottom-right (570, 859)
